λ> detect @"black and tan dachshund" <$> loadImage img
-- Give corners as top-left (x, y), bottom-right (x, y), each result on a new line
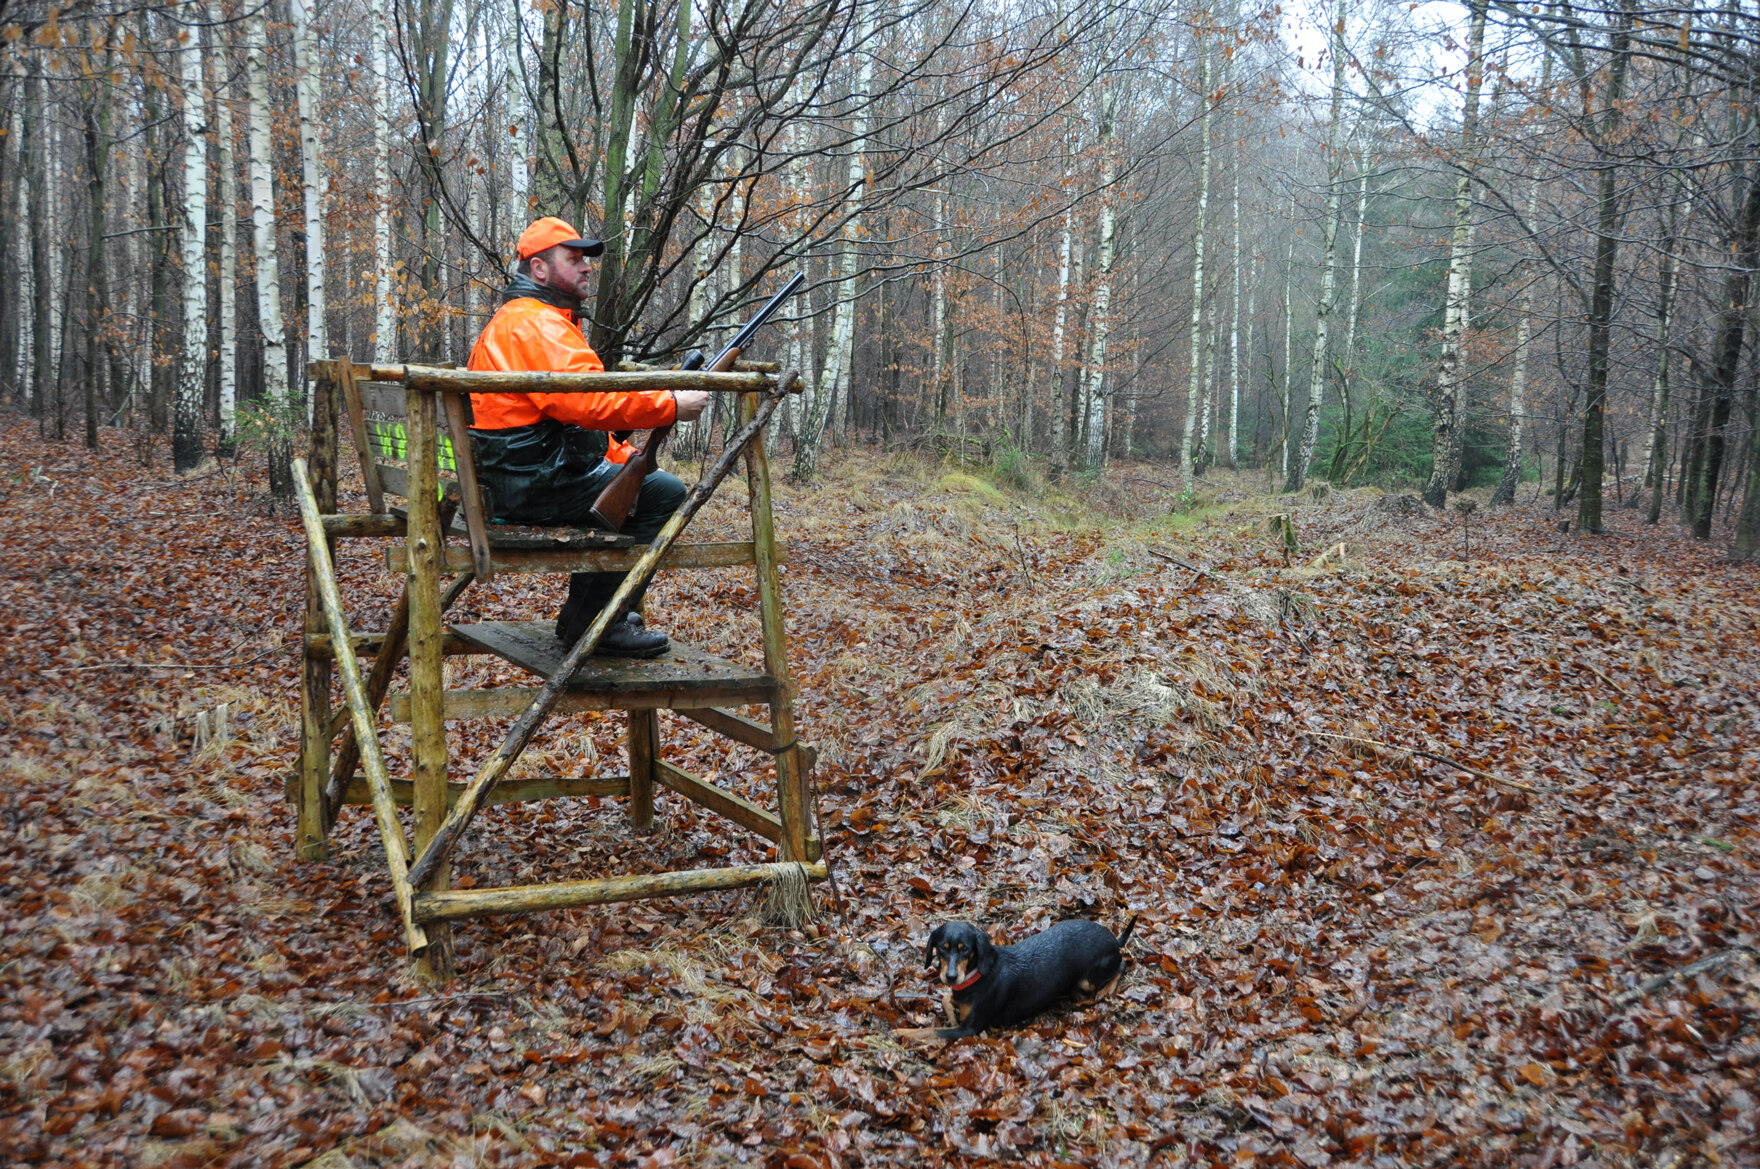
top-left (896, 916), bottom-right (1138, 1043)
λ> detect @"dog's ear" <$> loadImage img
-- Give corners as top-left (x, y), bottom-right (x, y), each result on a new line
top-left (925, 924), bottom-right (945, 969)
top-left (971, 929), bottom-right (999, 967)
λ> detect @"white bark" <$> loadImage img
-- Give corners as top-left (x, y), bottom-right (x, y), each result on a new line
top-left (1288, 0), bottom-right (1350, 493)
top-left (794, 6), bottom-right (873, 480)
top-left (214, 8), bottom-right (237, 445)
top-left (930, 145), bottom-right (948, 423)
top-left (1228, 107), bottom-right (1241, 470)
top-left (723, 162), bottom-right (745, 449)
top-left (1179, 38), bottom-right (1213, 495)
top-left (1082, 76), bottom-right (1118, 471)
top-left (1342, 159), bottom-right (1369, 370)
top-left (13, 98), bottom-right (29, 393)
top-left (1496, 292), bottom-right (1534, 505)
top-left (1279, 192), bottom-right (1294, 485)
top-left (678, 181), bottom-right (717, 456)
top-left (1198, 313), bottom-right (1218, 467)
top-left (1049, 205), bottom-right (1074, 467)
top-left (174, 8), bottom-right (208, 470)
top-left (783, 75), bottom-right (811, 443)
top-left (1495, 170), bottom-right (1543, 506)
top-left (1243, 248), bottom-right (1257, 464)
top-left (1120, 325), bottom-right (1140, 458)
top-left (1422, 0), bottom-right (1486, 506)
top-left (245, 9), bottom-right (288, 408)
top-left (372, 0), bottom-right (395, 362)
top-left (291, 0), bottom-right (327, 374)
top-left (505, 0), bottom-right (528, 229)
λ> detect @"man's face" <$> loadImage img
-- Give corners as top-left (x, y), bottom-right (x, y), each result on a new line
top-left (530, 244), bottom-right (594, 299)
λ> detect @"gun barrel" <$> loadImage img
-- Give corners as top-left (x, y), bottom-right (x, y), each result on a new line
top-left (708, 272), bottom-right (805, 369)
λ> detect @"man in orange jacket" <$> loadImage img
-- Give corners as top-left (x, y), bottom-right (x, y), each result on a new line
top-left (468, 217), bottom-right (709, 658)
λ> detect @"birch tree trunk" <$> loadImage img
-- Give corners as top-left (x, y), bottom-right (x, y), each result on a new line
top-left (677, 182), bottom-right (716, 458)
top-left (143, 13), bottom-right (172, 433)
top-left (1228, 99), bottom-right (1241, 470)
top-left (246, 8), bottom-right (291, 495)
top-left (1198, 313), bottom-right (1219, 469)
top-left (1641, 186), bottom-right (1687, 521)
top-left (504, 0), bottom-right (528, 228)
top-left (175, 11), bottom-right (208, 470)
top-left (793, 6), bottom-right (874, 482)
top-left (1341, 159), bottom-right (1368, 384)
top-left (1120, 325), bottom-right (1140, 458)
top-left (782, 74), bottom-right (812, 446)
top-left (0, 92), bottom-right (17, 402)
top-left (931, 177), bottom-right (949, 423)
top-left (1493, 173), bottom-right (1539, 507)
top-left (1421, 0), bottom-right (1485, 507)
top-left (1327, 153), bottom-right (1370, 481)
top-left (1243, 249), bottom-right (1257, 465)
top-left (290, 0), bottom-right (327, 377)
top-left (1180, 37), bottom-right (1213, 496)
top-left (372, 0), bottom-right (395, 361)
top-left (78, 24), bottom-right (117, 450)
top-left (1277, 181), bottom-right (1295, 485)
top-left (1082, 74), bottom-right (1119, 471)
top-left (1286, 0), bottom-right (1350, 494)
top-left (1049, 134), bottom-right (1075, 477)
top-left (25, 71), bottom-right (51, 423)
top-left (1492, 287), bottom-right (1534, 506)
top-left (214, 9), bottom-right (238, 449)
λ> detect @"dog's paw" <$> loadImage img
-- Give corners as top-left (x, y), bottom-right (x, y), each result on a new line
top-left (891, 1027), bottom-right (949, 1045)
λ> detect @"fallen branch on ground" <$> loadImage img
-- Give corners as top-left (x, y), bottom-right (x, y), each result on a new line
top-left (1304, 730), bottom-right (1551, 794)
top-left (1148, 548), bottom-right (1210, 578)
top-left (1614, 949), bottom-right (1746, 1008)
top-left (45, 645), bottom-right (296, 673)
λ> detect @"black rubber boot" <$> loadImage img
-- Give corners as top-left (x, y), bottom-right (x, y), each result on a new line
top-left (556, 608), bottom-right (669, 659)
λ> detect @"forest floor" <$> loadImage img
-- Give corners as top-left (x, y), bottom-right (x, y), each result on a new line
top-left (2, 414), bottom-right (1759, 1169)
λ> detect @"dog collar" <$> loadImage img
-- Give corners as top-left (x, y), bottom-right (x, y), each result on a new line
top-left (950, 969), bottom-right (982, 992)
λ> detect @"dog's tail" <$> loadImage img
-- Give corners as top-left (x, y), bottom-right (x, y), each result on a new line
top-left (1116, 914), bottom-right (1139, 949)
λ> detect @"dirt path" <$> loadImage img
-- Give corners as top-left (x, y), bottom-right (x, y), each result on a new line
top-left (3, 420), bottom-right (1757, 1167)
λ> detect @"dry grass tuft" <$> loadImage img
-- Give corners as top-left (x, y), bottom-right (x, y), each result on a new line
top-left (71, 870), bottom-right (137, 911)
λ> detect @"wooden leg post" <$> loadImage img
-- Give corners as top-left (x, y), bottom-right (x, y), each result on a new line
top-left (742, 395), bottom-right (810, 867)
top-left (406, 387), bottom-right (455, 981)
top-left (296, 364), bottom-right (340, 860)
top-left (627, 709), bottom-right (658, 831)
top-left (298, 555), bottom-right (332, 860)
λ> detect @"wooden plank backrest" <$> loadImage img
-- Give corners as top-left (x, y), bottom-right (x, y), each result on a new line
top-left (358, 381), bottom-right (464, 492)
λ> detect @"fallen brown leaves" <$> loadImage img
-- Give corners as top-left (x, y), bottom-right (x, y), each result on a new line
top-left (2, 421), bottom-right (1757, 1167)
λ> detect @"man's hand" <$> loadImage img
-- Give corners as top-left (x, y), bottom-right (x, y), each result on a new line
top-left (673, 390), bottom-right (710, 423)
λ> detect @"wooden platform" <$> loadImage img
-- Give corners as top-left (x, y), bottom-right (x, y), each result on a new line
top-left (387, 504), bottom-right (634, 549)
top-left (449, 621), bottom-right (777, 702)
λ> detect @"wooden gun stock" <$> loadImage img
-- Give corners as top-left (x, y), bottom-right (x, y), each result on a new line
top-left (586, 347), bottom-right (733, 532)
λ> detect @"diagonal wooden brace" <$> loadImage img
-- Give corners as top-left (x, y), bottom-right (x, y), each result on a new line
top-left (293, 458), bottom-right (431, 958)
top-left (404, 370), bottom-right (801, 891)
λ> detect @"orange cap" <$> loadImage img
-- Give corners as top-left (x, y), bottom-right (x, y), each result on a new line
top-left (516, 217), bottom-right (604, 260)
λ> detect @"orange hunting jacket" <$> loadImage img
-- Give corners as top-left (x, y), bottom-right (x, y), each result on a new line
top-left (466, 297), bottom-right (676, 464)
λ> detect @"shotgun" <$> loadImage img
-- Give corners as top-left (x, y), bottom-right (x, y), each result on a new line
top-left (587, 271), bottom-right (805, 531)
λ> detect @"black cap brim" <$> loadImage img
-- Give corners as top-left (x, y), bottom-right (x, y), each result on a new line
top-left (561, 237), bottom-right (605, 258)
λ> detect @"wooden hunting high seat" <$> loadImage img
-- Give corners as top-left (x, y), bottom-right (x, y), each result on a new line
top-left (291, 355), bottom-right (823, 978)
